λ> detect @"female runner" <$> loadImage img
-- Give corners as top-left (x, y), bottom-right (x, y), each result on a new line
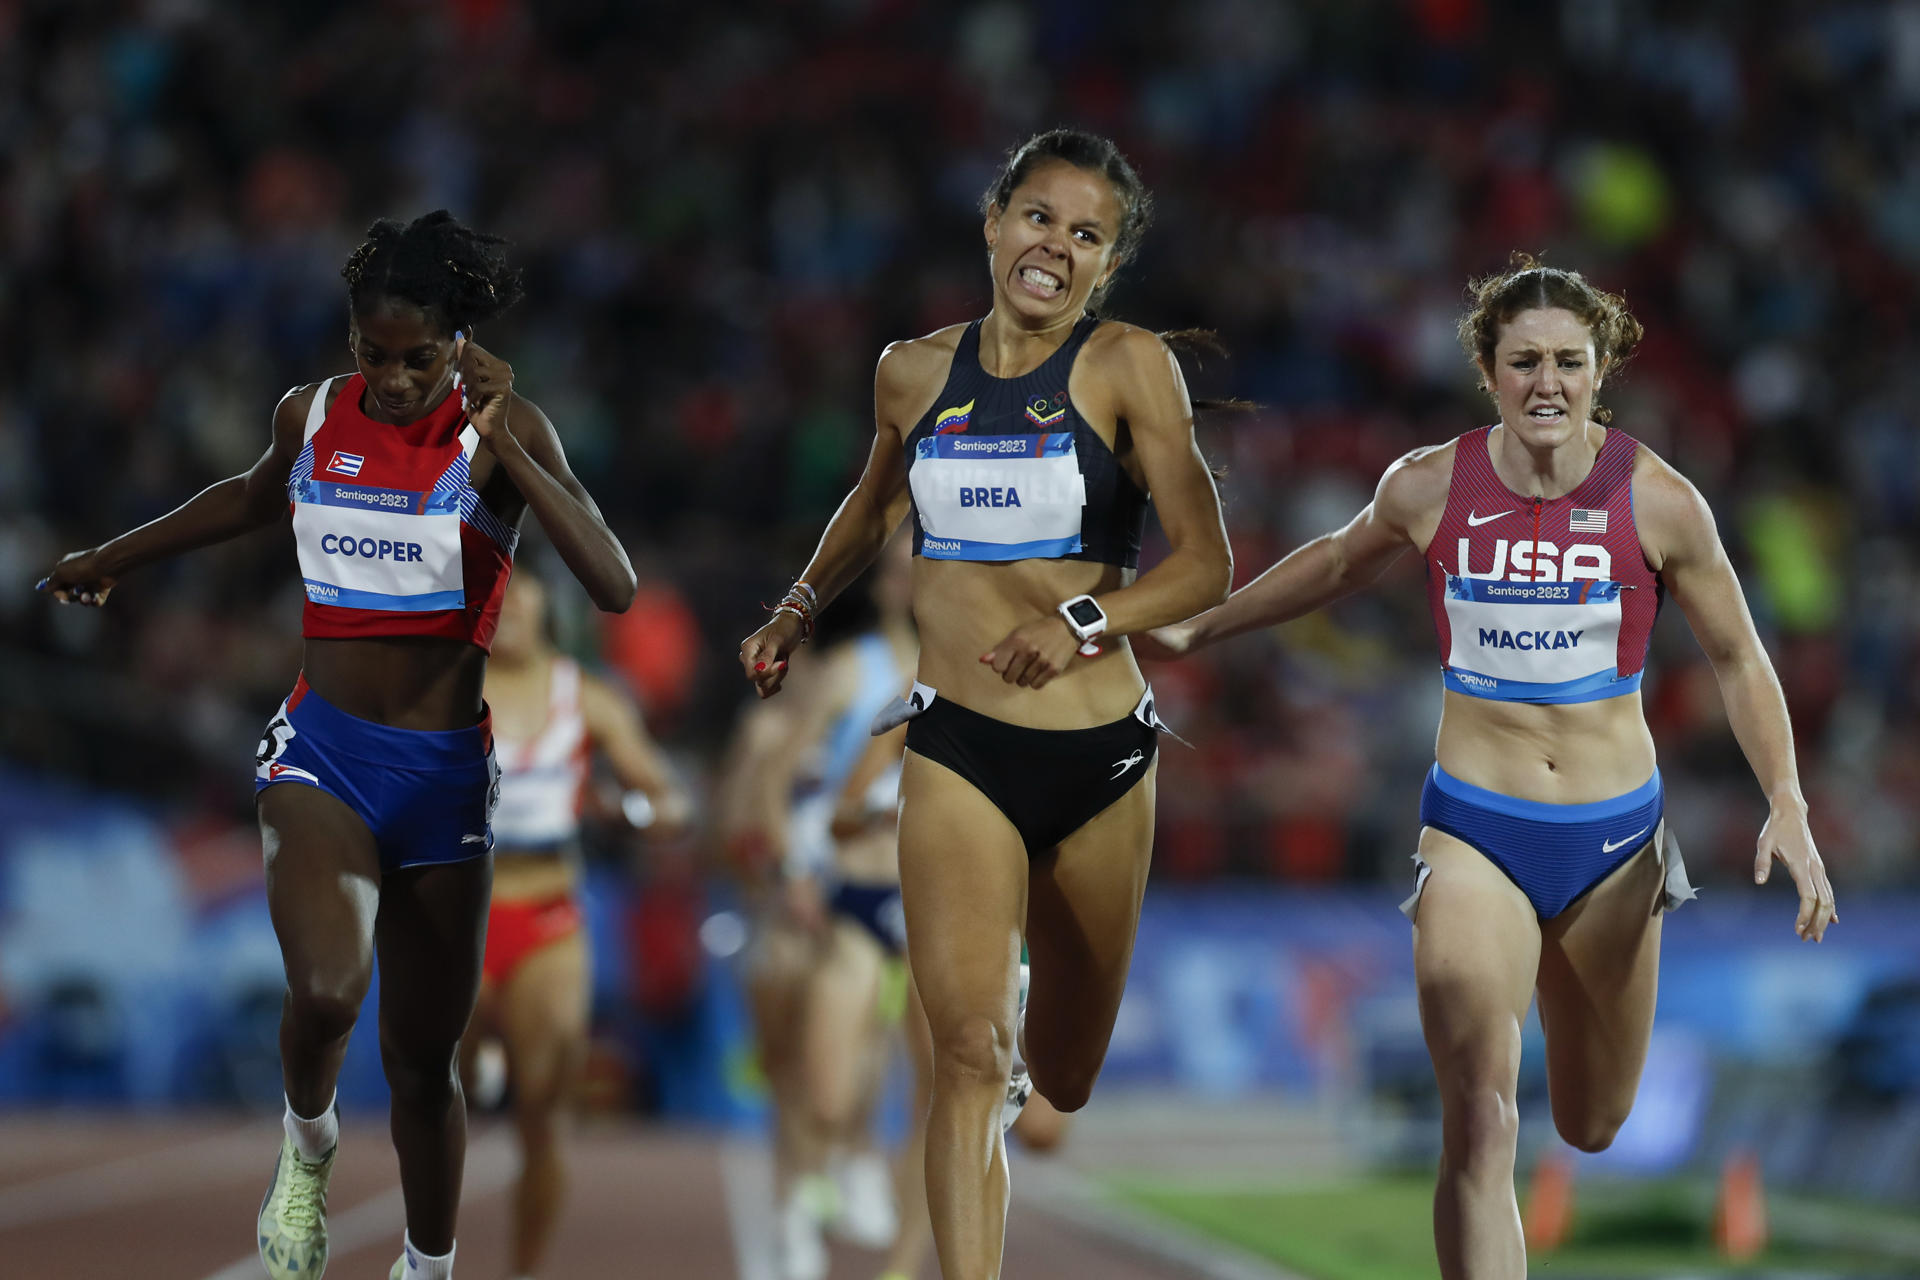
top-left (738, 128), bottom-right (1232, 1278)
top-left (745, 536), bottom-right (918, 1280)
top-left (40, 211), bottom-right (635, 1280)
top-left (467, 569), bottom-right (687, 1280)
top-left (1141, 258), bottom-right (1837, 1279)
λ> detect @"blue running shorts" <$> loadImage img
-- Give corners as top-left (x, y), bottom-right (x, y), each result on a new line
top-left (255, 674), bottom-right (499, 871)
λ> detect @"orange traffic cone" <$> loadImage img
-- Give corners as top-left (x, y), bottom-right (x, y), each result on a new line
top-left (1712, 1149), bottom-right (1769, 1260)
top-left (1523, 1149), bottom-right (1575, 1252)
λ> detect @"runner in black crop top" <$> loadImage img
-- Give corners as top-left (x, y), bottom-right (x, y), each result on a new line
top-left (736, 130), bottom-right (1232, 1276)
top-left (904, 314), bottom-right (1149, 568)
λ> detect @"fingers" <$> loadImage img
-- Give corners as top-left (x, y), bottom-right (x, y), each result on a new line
top-left (1777, 848), bottom-right (1838, 942)
top-left (1752, 844), bottom-right (1771, 884)
top-left (753, 661), bottom-right (790, 699)
top-left (1795, 886), bottom-right (1835, 942)
top-left (739, 635), bottom-right (791, 699)
top-left (980, 640), bottom-right (1060, 687)
top-left (39, 578), bottom-right (107, 607)
top-left (999, 650), bottom-right (1054, 687)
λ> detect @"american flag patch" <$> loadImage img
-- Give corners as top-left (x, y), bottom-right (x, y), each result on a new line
top-left (1570, 508), bottom-right (1608, 534)
top-left (326, 451), bottom-right (365, 477)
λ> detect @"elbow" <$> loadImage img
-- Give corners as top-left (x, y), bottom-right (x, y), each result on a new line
top-left (1204, 544), bottom-right (1234, 607)
top-left (593, 567), bottom-right (639, 614)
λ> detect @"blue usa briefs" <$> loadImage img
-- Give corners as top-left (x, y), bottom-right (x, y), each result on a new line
top-left (1417, 764), bottom-right (1664, 919)
top-left (255, 674), bottom-right (500, 871)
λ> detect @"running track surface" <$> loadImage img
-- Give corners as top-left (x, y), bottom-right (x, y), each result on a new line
top-left (0, 1114), bottom-right (1229, 1280)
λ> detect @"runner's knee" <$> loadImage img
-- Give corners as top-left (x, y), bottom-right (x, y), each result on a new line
top-left (284, 970), bottom-right (370, 1044)
top-left (1439, 1077), bottom-right (1520, 1168)
top-left (1029, 1058), bottom-right (1098, 1113)
top-left (932, 1012), bottom-right (1012, 1085)
top-left (1552, 1098), bottom-right (1629, 1154)
top-left (380, 1032), bottom-right (461, 1109)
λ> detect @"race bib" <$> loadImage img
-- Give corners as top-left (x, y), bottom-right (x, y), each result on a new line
top-left (292, 480), bottom-right (466, 611)
top-left (1442, 576), bottom-right (1629, 701)
top-left (911, 433), bottom-right (1086, 561)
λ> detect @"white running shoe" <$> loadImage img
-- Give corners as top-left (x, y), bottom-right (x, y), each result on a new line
top-left (1001, 958), bottom-right (1033, 1132)
top-left (778, 1188), bottom-right (828, 1280)
top-left (1001, 1068), bottom-right (1035, 1133)
top-left (257, 1131), bottom-right (336, 1279)
top-left (828, 1150), bottom-right (898, 1247)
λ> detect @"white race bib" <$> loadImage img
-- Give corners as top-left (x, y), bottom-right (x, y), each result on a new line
top-left (293, 483), bottom-right (466, 611)
top-left (1442, 576), bottom-right (1631, 702)
top-left (911, 432), bottom-right (1086, 561)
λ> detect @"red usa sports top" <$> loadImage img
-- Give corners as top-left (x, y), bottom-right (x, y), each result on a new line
top-left (1425, 425), bottom-right (1662, 704)
top-left (289, 374), bottom-right (518, 649)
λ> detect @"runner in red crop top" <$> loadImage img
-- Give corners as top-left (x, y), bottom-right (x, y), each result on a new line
top-left (40, 211), bottom-right (635, 1280)
top-left (1139, 257), bottom-right (1836, 1280)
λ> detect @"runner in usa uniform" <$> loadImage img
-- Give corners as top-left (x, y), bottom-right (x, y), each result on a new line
top-left (737, 130), bottom-right (1231, 1278)
top-left (467, 570), bottom-right (687, 1280)
top-left (39, 212), bottom-right (636, 1280)
top-left (1140, 257), bottom-right (1836, 1280)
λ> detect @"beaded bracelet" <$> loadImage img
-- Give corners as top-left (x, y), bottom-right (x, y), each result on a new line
top-left (770, 581), bottom-right (816, 642)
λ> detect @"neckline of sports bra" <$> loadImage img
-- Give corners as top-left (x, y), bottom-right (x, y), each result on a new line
top-left (1479, 423), bottom-right (1614, 507)
top-left (967, 315), bottom-right (1094, 385)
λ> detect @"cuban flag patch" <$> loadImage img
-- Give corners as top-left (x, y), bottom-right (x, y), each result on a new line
top-left (327, 451), bottom-right (366, 478)
top-left (1570, 508), bottom-right (1608, 534)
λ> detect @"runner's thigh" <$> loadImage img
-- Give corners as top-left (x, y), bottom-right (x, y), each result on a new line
top-left (1023, 760), bottom-right (1156, 1097)
top-left (897, 752), bottom-right (1027, 1060)
top-left (1411, 828), bottom-right (1541, 1092)
top-left (259, 783), bottom-right (382, 991)
top-left (1536, 836), bottom-right (1665, 1149)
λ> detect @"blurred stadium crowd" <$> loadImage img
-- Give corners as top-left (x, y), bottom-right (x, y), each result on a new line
top-left (6, 0), bottom-right (1919, 900)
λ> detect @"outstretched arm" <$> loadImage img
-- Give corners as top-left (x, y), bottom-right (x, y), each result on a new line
top-left (1141, 444), bottom-right (1444, 658)
top-left (39, 383), bottom-right (310, 604)
top-left (1638, 454), bottom-right (1836, 941)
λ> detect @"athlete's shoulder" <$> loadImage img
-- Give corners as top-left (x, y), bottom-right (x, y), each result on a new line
top-left (875, 324), bottom-right (967, 434)
top-left (877, 323), bottom-right (967, 387)
top-left (275, 380), bottom-right (321, 426)
top-left (272, 377), bottom-right (347, 444)
top-left (1628, 437), bottom-right (1710, 534)
top-left (1079, 320), bottom-right (1180, 380)
top-left (1379, 438), bottom-right (1457, 505)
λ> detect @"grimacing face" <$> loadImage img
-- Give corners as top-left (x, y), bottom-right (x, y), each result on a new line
top-left (1482, 306), bottom-right (1608, 448)
top-left (349, 298), bottom-right (460, 425)
top-left (984, 159), bottom-right (1125, 327)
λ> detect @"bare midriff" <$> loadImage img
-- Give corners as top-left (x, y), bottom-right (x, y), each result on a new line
top-left (911, 555), bottom-right (1142, 729)
top-left (835, 826), bottom-right (901, 884)
top-left (302, 635), bottom-right (487, 730)
top-left (1434, 688), bottom-right (1657, 804)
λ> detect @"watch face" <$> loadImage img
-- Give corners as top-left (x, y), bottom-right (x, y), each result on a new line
top-left (1067, 599), bottom-right (1103, 626)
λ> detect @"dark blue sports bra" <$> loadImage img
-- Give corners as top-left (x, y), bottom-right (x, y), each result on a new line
top-left (904, 317), bottom-right (1147, 569)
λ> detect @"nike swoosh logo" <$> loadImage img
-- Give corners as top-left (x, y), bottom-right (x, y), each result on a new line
top-left (1467, 510), bottom-right (1513, 527)
top-left (1602, 826), bottom-right (1650, 854)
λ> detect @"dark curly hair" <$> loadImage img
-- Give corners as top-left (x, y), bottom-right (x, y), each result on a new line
top-left (1458, 253), bottom-right (1643, 424)
top-left (981, 129), bottom-right (1154, 309)
top-left (341, 210), bottom-right (525, 335)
